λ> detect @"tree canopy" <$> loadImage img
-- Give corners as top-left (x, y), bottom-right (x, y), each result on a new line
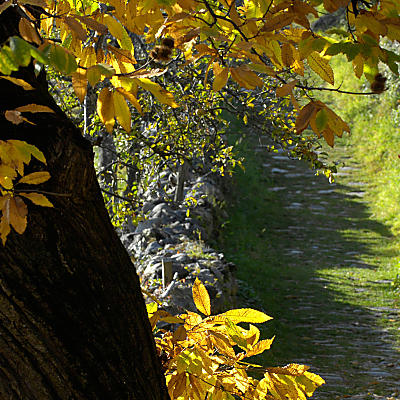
top-left (1, 0), bottom-right (400, 241)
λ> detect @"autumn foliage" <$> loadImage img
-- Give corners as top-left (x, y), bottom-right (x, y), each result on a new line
top-left (147, 278), bottom-right (325, 400)
top-left (1, 0), bottom-right (400, 242)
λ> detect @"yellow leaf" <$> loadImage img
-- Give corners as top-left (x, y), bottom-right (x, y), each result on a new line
top-left (262, 12), bottom-right (295, 32)
top-left (15, 104), bottom-right (55, 113)
top-left (0, 76), bottom-right (34, 90)
top-left (307, 52), bottom-right (334, 85)
top-left (172, 325), bottom-right (187, 342)
top-left (87, 65), bottom-right (102, 86)
top-left (18, 171), bottom-right (50, 185)
top-left (181, 311), bottom-right (203, 330)
top-left (276, 80), bottom-right (297, 97)
top-left (173, 372), bottom-right (187, 398)
top-left (244, 324), bottom-right (260, 346)
top-left (230, 65), bottom-right (264, 90)
top-left (213, 64), bottom-right (229, 91)
top-left (103, 14), bottom-right (133, 52)
top-left (0, 165), bottom-right (17, 189)
top-left (20, 192), bottom-right (53, 207)
top-left (126, 68), bottom-right (166, 79)
top-left (293, 58), bottom-right (305, 76)
top-left (137, 78), bottom-right (178, 108)
top-left (244, 338), bottom-right (274, 357)
top-left (295, 101), bottom-right (320, 134)
top-left (5, 110), bottom-right (24, 125)
top-left (325, 106), bottom-right (350, 137)
top-left (79, 46), bottom-right (97, 69)
top-left (74, 15), bottom-right (108, 34)
top-left (291, 93), bottom-right (300, 111)
top-left (281, 43), bottom-right (295, 67)
top-left (8, 140), bottom-right (46, 164)
top-left (304, 371), bottom-right (326, 386)
top-left (116, 87), bottom-right (142, 115)
top-left (215, 308), bottom-right (272, 324)
top-left (0, 213), bottom-right (11, 245)
top-left (248, 63), bottom-right (276, 75)
top-left (352, 53), bottom-right (364, 78)
top-left (107, 44), bottom-right (136, 65)
top-left (72, 69), bottom-right (87, 103)
top-left (63, 16), bottom-right (87, 41)
top-left (267, 363), bottom-right (309, 376)
top-left (175, 27), bottom-right (201, 47)
top-left (355, 14), bottom-right (388, 37)
top-left (188, 374), bottom-right (204, 400)
top-left (146, 302), bottom-right (158, 316)
top-left (193, 277), bottom-right (211, 316)
top-left (19, 17), bottom-right (41, 45)
top-left (97, 87), bottom-right (115, 133)
top-left (113, 91), bottom-right (131, 132)
top-left (210, 331), bottom-right (236, 358)
top-left (8, 196), bottom-right (27, 234)
top-left (322, 127), bottom-right (335, 147)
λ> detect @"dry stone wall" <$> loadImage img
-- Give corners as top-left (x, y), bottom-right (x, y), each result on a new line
top-left (120, 166), bottom-right (237, 314)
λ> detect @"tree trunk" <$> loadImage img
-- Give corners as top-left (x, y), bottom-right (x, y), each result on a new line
top-left (0, 7), bottom-right (169, 400)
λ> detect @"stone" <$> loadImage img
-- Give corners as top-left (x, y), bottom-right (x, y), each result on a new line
top-left (149, 202), bottom-right (174, 218)
top-left (271, 167), bottom-right (288, 173)
top-left (171, 253), bottom-right (191, 263)
top-left (135, 218), bottom-right (164, 234)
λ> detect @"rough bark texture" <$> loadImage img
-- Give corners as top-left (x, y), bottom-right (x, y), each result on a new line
top-left (0, 7), bottom-right (169, 400)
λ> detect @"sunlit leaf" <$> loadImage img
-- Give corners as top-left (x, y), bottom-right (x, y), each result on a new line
top-left (18, 171), bottom-right (51, 185)
top-left (113, 91), bottom-right (131, 132)
top-left (15, 104), bottom-right (54, 113)
top-left (307, 51), bottom-right (334, 85)
top-left (193, 277), bottom-right (211, 316)
top-left (97, 87), bottom-right (115, 133)
top-left (72, 68), bottom-right (88, 103)
top-left (20, 192), bottom-right (53, 207)
top-left (0, 76), bottom-right (34, 90)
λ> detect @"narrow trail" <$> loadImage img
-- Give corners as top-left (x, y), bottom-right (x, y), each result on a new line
top-left (223, 138), bottom-right (400, 399)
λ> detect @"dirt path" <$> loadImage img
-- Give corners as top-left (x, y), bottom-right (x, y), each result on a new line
top-left (222, 139), bottom-right (400, 399)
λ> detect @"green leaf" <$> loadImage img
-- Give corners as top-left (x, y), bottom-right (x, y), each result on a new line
top-left (0, 46), bottom-right (19, 75)
top-left (96, 63), bottom-right (116, 77)
top-left (325, 42), bottom-right (360, 61)
top-left (29, 44), bottom-right (50, 65)
top-left (225, 318), bottom-right (248, 350)
top-left (49, 44), bottom-right (77, 75)
top-left (315, 108), bottom-right (328, 132)
top-left (9, 36), bottom-right (31, 67)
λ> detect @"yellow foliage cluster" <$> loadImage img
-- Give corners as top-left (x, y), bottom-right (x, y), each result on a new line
top-left (1, 0), bottom-right (400, 143)
top-left (0, 140), bottom-right (53, 244)
top-left (1, 0), bottom-right (400, 237)
top-left (147, 278), bottom-right (325, 400)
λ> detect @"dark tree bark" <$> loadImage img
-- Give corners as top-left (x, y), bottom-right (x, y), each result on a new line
top-left (0, 7), bottom-right (169, 400)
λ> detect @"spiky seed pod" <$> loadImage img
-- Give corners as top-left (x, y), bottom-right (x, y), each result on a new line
top-left (161, 37), bottom-right (174, 49)
top-left (371, 73), bottom-right (387, 94)
top-left (150, 44), bottom-right (173, 63)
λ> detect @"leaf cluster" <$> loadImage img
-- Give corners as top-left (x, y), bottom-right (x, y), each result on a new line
top-left (147, 278), bottom-right (325, 400)
top-left (0, 140), bottom-right (53, 245)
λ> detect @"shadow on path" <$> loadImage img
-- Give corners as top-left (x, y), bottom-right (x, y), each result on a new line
top-left (222, 140), bottom-right (400, 399)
